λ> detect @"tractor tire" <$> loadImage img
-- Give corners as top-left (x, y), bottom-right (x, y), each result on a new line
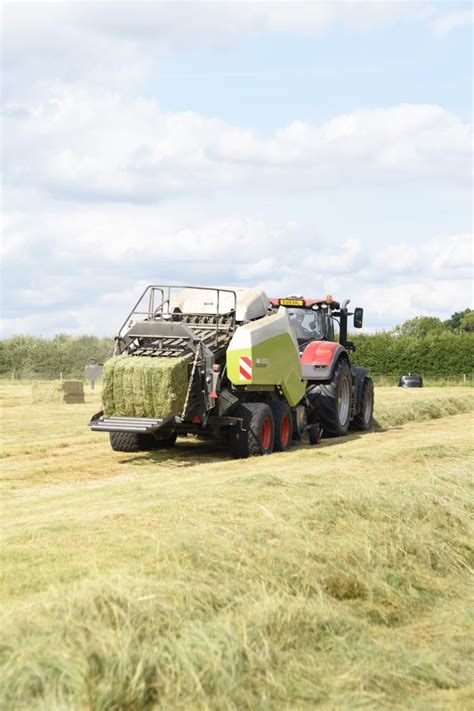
top-left (109, 431), bottom-right (177, 452)
top-left (269, 400), bottom-right (293, 452)
top-left (307, 358), bottom-right (352, 437)
top-left (351, 378), bottom-right (374, 431)
top-left (229, 403), bottom-right (275, 459)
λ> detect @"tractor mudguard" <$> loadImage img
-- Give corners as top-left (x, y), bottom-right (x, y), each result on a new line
top-left (300, 341), bottom-right (347, 381)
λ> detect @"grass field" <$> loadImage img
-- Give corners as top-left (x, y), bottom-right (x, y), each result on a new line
top-left (1, 383), bottom-right (473, 709)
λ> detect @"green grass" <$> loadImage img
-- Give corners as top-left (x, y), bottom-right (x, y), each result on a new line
top-left (373, 387), bottom-right (473, 428)
top-left (1, 384), bottom-right (473, 709)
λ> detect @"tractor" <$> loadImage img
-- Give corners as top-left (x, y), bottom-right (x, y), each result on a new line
top-left (89, 285), bottom-right (374, 457)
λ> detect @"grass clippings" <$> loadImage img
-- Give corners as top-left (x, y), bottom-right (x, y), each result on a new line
top-left (374, 387), bottom-right (473, 429)
top-left (1, 384), bottom-right (473, 709)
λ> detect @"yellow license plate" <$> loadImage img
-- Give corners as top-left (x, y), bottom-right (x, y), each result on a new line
top-left (279, 298), bottom-right (305, 307)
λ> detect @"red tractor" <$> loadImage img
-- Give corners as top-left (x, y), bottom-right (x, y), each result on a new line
top-left (269, 295), bottom-right (374, 441)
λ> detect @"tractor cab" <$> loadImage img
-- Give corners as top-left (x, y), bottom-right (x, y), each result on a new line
top-left (270, 295), bottom-right (363, 350)
top-left (269, 296), bottom-right (340, 347)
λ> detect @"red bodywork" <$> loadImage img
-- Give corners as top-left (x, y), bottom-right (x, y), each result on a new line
top-left (301, 341), bottom-right (341, 366)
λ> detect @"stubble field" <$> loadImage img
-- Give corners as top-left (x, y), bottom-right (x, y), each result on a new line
top-left (1, 383), bottom-right (473, 709)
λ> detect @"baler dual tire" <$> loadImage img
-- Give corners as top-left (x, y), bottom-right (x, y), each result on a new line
top-left (151, 432), bottom-right (178, 449)
top-left (269, 400), bottom-right (293, 452)
top-left (109, 431), bottom-right (146, 452)
top-left (109, 431), bottom-right (177, 452)
top-left (351, 378), bottom-right (374, 431)
top-left (308, 358), bottom-right (352, 437)
top-left (229, 403), bottom-right (275, 458)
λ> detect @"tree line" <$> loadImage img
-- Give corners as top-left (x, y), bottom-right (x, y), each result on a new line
top-left (351, 332), bottom-right (473, 376)
top-left (0, 335), bottom-right (114, 379)
top-left (0, 309), bottom-right (472, 379)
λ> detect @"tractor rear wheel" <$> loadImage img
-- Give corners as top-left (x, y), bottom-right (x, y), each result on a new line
top-left (229, 403), bottom-right (275, 458)
top-left (109, 431), bottom-right (177, 452)
top-left (351, 378), bottom-right (374, 431)
top-left (269, 400), bottom-right (293, 452)
top-left (308, 358), bottom-right (352, 437)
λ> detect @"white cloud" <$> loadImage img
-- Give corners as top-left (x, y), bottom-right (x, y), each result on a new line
top-left (1, 1), bottom-right (438, 102)
top-left (3, 89), bottom-right (471, 205)
top-left (432, 9), bottom-right (473, 36)
top-left (1, 1), bottom-right (471, 338)
top-left (1, 188), bottom-right (472, 336)
top-left (373, 233), bottom-right (472, 281)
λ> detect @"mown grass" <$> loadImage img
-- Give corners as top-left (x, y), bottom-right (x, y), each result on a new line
top-left (1, 384), bottom-right (473, 709)
top-left (373, 387), bottom-right (473, 428)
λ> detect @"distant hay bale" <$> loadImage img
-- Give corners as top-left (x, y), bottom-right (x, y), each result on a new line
top-left (32, 380), bottom-right (84, 404)
top-left (102, 355), bottom-right (189, 419)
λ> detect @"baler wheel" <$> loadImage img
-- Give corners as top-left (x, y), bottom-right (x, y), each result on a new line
top-left (109, 431), bottom-right (177, 452)
top-left (229, 403), bottom-right (275, 459)
top-left (153, 431), bottom-right (178, 448)
top-left (269, 400), bottom-right (293, 452)
top-left (308, 424), bottom-right (322, 445)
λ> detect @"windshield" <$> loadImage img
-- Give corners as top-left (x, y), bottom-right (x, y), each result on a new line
top-left (288, 308), bottom-right (325, 341)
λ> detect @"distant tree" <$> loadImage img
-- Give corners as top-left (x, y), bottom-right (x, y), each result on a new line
top-left (393, 316), bottom-right (444, 338)
top-left (0, 335), bottom-right (114, 377)
top-left (459, 311), bottom-right (474, 332)
top-left (444, 309), bottom-right (472, 332)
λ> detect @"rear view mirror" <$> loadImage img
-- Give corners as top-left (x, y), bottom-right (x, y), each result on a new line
top-left (354, 307), bottom-right (363, 328)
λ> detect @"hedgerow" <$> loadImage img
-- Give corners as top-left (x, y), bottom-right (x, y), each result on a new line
top-left (0, 331), bottom-right (473, 379)
top-left (351, 332), bottom-right (474, 375)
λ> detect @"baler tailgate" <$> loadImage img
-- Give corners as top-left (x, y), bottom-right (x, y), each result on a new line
top-left (90, 413), bottom-right (176, 434)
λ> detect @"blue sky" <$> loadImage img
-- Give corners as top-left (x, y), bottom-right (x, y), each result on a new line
top-left (152, 17), bottom-right (472, 127)
top-left (1, 1), bottom-right (472, 336)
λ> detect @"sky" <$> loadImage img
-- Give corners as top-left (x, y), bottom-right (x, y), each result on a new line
top-left (1, 0), bottom-right (473, 337)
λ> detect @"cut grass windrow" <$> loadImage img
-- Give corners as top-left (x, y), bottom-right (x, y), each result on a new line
top-left (0, 384), bottom-right (473, 709)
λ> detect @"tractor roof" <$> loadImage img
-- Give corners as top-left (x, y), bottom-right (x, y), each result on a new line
top-left (270, 296), bottom-right (341, 309)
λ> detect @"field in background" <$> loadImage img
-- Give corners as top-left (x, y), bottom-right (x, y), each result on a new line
top-left (1, 383), bottom-right (473, 709)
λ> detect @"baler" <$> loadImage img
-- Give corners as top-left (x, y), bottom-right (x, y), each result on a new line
top-left (89, 285), bottom-right (373, 457)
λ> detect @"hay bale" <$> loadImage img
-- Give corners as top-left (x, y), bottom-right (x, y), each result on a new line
top-left (32, 380), bottom-right (84, 404)
top-left (102, 355), bottom-right (189, 418)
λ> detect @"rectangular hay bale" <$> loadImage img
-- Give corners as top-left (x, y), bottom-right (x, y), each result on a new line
top-left (102, 355), bottom-right (189, 419)
top-left (32, 380), bottom-right (85, 404)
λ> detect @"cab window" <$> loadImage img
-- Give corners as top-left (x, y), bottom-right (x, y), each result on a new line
top-left (288, 309), bottom-right (325, 341)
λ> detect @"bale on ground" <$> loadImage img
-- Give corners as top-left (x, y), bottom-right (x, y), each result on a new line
top-left (102, 355), bottom-right (189, 418)
top-left (32, 380), bottom-right (84, 404)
